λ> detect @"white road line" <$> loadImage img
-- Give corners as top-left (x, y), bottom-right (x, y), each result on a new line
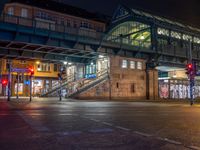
top-left (57, 131), bottom-right (82, 136)
top-left (89, 128), bottom-right (113, 133)
top-left (82, 116), bottom-right (90, 119)
top-left (187, 146), bottom-right (200, 150)
top-left (134, 131), bottom-right (152, 137)
top-left (115, 126), bottom-right (130, 131)
top-left (17, 111), bottom-right (50, 132)
top-left (102, 122), bottom-right (113, 126)
top-left (163, 138), bottom-right (182, 145)
top-left (156, 137), bottom-right (182, 145)
top-left (89, 118), bottom-right (100, 122)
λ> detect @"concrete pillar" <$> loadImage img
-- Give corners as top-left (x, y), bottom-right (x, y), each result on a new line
top-left (148, 69), bottom-right (158, 100)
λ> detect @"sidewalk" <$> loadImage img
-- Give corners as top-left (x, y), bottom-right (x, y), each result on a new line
top-left (0, 96), bottom-right (199, 105)
top-left (0, 96), bottom-right (74, 102)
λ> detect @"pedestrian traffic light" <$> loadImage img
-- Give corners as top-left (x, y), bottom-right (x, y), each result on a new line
top-left (29, 67), bottom-right (34, 76)
top-left (185, 63), bottom-right (193, 75)
top-left (58, 73), bottom-right (62, 80)
top-left (2, 79), bottom-right (8, 86)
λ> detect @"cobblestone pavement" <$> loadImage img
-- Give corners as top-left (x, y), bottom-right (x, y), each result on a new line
top-left (0, 99), bottom-right (200, 150)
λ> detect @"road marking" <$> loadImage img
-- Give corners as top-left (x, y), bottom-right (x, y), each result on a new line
top-left (89, 118), bottom-right (100, 122)
top-left (58, 114), bottom-right (78, 116)
top-left (134, 131), bottom-right (152, 137)
top-left (102, 122), bottom-right (113, 126)
top-left (89, 128), bottom-right (113, 133)
top-left (156, 137), bottom-right (182, 145)
top-left (187, 146), bottom-right (200, 150)
top-left (115, 126), bottom-right (130, 131)
top-left (163, 138), bottom-right (182, 145)
top-left (82, 116), bottom-right (90, 119)
top-left (57, 131), bottom-right (82, 136)
top-left (17, 111), bottom-right (50, 132)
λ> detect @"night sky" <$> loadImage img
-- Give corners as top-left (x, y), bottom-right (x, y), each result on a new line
top-left (58, 0), bottom-right (200, 27)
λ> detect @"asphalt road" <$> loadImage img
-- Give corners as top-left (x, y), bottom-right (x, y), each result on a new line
top-left (0, 98), bottom-right (200, 150)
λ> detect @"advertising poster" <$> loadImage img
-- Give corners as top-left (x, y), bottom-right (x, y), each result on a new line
top-left (159, 80), bottom-right (169, 99)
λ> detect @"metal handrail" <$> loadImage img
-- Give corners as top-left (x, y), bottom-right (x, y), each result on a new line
top-left (66, 69), bottom-right (109, 96)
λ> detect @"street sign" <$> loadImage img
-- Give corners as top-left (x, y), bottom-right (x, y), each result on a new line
top-left (11, 68), bottom-right (30, 73)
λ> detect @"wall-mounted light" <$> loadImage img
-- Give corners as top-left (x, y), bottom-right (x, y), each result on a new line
top-left (63, 61), bottom-right (67, 65)
top-left (36, 61), bottom-right (40, 65)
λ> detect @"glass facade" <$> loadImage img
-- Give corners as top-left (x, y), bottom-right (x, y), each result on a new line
top-left (107, 21), bottom-right (151, 48)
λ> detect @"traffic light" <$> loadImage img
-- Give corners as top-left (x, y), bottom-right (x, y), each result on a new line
top-left (186, 63), bottom-right (193, 75)
top-left (29, 67), bottom-right (34, 76)
top-left (2, 79), bottom-right (8, 86)
top-left (58, 73), bottom-right (62, 80)
top-left (185, 62), bottom-right (197, 79)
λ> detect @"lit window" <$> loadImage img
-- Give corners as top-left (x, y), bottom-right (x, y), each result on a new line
top-left (130, 61), bottom-right (135, 69)
top-left (194, 37), bottom-right (200, 44)
top-left (137, 62), bottom-right (142, 70)
top-left (7, 7), bottom-right (14, 15)
top-left (121, 60), bottom-right (128, 68)
top-left (171, 31), bottom-right (181, 39)
top-left (37, 63), bottom-right (50, 72)
top-left (21, 8), bottom-right (28, 18)
top-left (183, 34), bottom-right (192, 41)
top-left (157, 28), bottom-right (169, 36)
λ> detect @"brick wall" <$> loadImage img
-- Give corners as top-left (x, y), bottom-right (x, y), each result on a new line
top-left (77, 55), bottom-right (158, 100)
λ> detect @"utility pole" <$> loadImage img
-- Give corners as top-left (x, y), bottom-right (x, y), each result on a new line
top-left (187, 41), bottom-right (195, 106)
top-left (16, 73), bottom-right (19, 100)
top-left (58, 71), bottom-right (63, 101)
top-left (7, 60), bottom-right (11, 101)
top-left (29, 67), bottom-right (34, 102)
top-left (30, 75), bottom-right (32, 102)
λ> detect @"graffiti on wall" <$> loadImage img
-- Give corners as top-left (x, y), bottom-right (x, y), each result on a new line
top-left (159, 79), bottom-right (200, 99)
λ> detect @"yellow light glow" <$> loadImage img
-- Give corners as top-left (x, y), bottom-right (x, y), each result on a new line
top-left (36, 61), bottom-right (40, 64)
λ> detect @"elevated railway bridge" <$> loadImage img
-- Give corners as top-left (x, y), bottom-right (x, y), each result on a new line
top-left (0, 1), bottom-right (200, 100)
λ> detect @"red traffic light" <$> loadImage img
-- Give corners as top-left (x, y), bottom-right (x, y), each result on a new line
top-left (187, 63), bottom-right (193, 69)
top-left (2, 79), bottom-right (8, 86)
top-left (29, 67), bottom-right (34, 76)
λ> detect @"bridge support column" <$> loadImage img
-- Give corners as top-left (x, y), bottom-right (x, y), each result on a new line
top-left (147, 69), bottom-right (158, 100)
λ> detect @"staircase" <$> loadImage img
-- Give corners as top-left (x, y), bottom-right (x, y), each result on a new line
top-left (40, 69), bottom-right (109, 97)
top-left (67, 70), bottom-right (109, 98)
top-left (40, 74), bottom-right (75, 97)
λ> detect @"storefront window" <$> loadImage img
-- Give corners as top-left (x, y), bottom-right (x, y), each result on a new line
top-left (32, 80), bottom-right (43, 95)
top-left (14, 83), bottom-right (23, 95)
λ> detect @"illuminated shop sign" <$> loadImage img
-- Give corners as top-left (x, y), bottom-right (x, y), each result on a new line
top-left (85, 74), bottom-right (96, 79)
